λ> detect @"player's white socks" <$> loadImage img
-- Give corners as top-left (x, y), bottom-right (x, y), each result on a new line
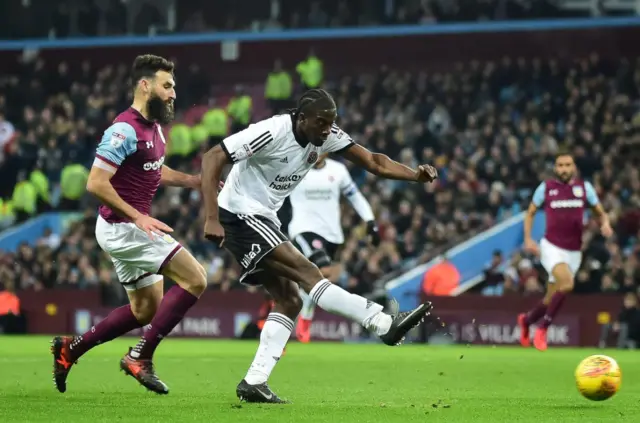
top-left (244, 313), bottom-right (293, 385)
top-left (309, 279), bottom-right (392, 336)
top-left (298, 287), bottom-right (316, 320)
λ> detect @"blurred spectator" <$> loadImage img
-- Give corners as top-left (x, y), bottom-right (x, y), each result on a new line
top-left (502, 254), bottom-right (537, 294)
top-left (227, 85), bottom-right (253, 134)
top-left (199, 99), bottom-right (229, 150)
top-left (422, 255), bottom-right (460, 296)
top-left (2, 43), bottom-right (640, 302)
top-left (37, 227), bottom-right (61, 250)
top-left (265, 60), bottom-right (294, 114)
top-left (0, 0), bottom-right (618, 39)
top-left (478, 250), bottom-right (506, 296)
top-left (599, 293), bottom-right (640, 349)
top-left (0, 279), bottom-right (25, 334)
top-left (522, 274), bottom-right (544, 295)
top-left (296, 49), bottom-right (324, 91)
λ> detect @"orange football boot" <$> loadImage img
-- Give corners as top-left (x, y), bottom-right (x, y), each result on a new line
top-left (517, 314), bottom-right (531, 347)
top-left (534, 328), bottom-right (548, 351)
top-left (296, 318), bottom-right (312, 343)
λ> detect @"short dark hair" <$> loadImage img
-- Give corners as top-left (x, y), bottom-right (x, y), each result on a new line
top-left (296, 89), bottom-right (335, 115)
top-left (131, 54), bottom-right (174, 87)
top-left (555, 148), bottom-right (573, 160)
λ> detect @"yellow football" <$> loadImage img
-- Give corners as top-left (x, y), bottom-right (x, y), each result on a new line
top-left (575, 354), bottom-right (621, 401)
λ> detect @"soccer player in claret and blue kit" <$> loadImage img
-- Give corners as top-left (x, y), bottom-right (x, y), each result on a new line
top-left (518, 151), bottom-right (613, 351)
top-left (50, 54), bottom-right (209, 395)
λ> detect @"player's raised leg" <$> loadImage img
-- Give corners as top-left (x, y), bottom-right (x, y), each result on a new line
top-left (533, 263), bottom-right (573, 351)
top-left (296, 287), bottom-right (315, 343)
top-left (264, 242), bottom-right (431, 346)
top-left (120, 249), bottom-right (206, 394)
top-left (52, 279), bottom-right (163, 393)
top-left (296, 265), bottom-right (340, 342)
top-left (237, 274), bottom-right (300, 403)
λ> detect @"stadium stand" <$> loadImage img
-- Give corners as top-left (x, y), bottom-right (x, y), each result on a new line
top-left (0, 0), bottom-right (630, 40)
top-left (2, 50), bottom-right (639, 300)
top-left (1, 1), bottom-right (639, 305)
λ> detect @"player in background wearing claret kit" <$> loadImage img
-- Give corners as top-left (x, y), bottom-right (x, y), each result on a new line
top-left (288, 153), bottom-right (379, 343)
top-left (518, 151), bottom-right (613, 351)
top-left (201, 89), bottom-right (438, 404)
top-left (51, 55), bottom-right (209, 395)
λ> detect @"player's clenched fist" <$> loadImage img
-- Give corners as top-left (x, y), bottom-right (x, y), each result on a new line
top-left (204, 220), bottom-right (225, 247)
top-left (133, 215), bottom-right (173, 240)
top-left (416, 164), bottom-right (438, 183)
top-left (524, 238), bottom-right (539, 255)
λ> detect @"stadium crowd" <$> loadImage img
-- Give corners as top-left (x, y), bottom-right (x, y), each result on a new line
top-left (1, 44), bottom-right (640, 302)
top-left (0, 0), bottom-right (605, 40)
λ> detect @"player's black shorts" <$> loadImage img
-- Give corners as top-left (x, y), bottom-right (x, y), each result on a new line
top-left (219, 208), bottom-right (288, 285)
top-left (291, 232), bottom-right (340, 269)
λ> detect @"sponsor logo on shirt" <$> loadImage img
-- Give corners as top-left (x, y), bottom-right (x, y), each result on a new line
top-left (269, 173), bottom-right (302, 191)
top-left (549, 199), bottom-right (584, 209)
top-left (143, 156), bottom-right (165, 171)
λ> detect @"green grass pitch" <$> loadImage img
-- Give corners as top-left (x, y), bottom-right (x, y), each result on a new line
top-left (0, 336), bottom-right (638, 422)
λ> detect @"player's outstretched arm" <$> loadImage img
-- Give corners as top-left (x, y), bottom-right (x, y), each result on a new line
top-left (339, 165), bottom-right (380, 245)
top-left (524, 182), bottom-right (545, 254)
top-left (591, 203), bottom-right (613, 237)
top-left (585, 182), bottom-right (613, 237)
top-left (339, 144), bottom-right (437, 182)
top-left (523, 202), bottom-right (539, 254)
top-left (201, 145), bottom-right (230, 245)
top-left (160, 165), bottom-right (200, 189)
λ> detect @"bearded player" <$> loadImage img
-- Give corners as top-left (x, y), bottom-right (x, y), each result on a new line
top-left (288, 153), bottom-right (379, 343)
top-left (51, 55), bottom-right (208, 394)
top-left (518, 151), bottom-right (612, 351)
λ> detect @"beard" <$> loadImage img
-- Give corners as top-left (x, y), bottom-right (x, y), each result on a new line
top-left (556, 171), bottom-right (574, 182)
top-left (147, 93), bottom-right (174, 125)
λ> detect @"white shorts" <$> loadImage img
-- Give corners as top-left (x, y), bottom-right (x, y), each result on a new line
top-left (95, 216), bottom-right (183, 291)
top-left (539, 238), bottom-right (582, 283)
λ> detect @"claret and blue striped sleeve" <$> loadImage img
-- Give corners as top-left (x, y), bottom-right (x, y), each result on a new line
top-left (94, 122), bottom-right (138, 171)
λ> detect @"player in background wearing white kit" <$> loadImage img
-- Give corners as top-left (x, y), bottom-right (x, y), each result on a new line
top-left (289, 153), bottom-right (379, 343)
top-left (201, 89), bottom-right (438, 403)
top-left (518, 152), bottom-right (612, 351)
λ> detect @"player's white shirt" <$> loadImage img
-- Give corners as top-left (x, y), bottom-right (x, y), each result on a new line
top-left (218, 114), bottom-right (354, 225)
top-left (288, 158), bottom-right (371, 244)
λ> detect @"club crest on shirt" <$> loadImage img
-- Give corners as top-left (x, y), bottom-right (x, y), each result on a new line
top-left (572, 186), bottom-right (584, 198)
top-left (110, 132), bottom-right (126, 148)
top-left (307, 151), bottom-right (318, 164)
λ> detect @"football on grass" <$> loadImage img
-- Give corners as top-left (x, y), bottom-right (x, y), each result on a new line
top-left (575, 354), bottom-right (621, 401)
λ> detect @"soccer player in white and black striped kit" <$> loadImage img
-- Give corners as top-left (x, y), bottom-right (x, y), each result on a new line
top-left (288, 153), bottom-right (380, 343)
top-left (201, 89), bottom-right (438, 404)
